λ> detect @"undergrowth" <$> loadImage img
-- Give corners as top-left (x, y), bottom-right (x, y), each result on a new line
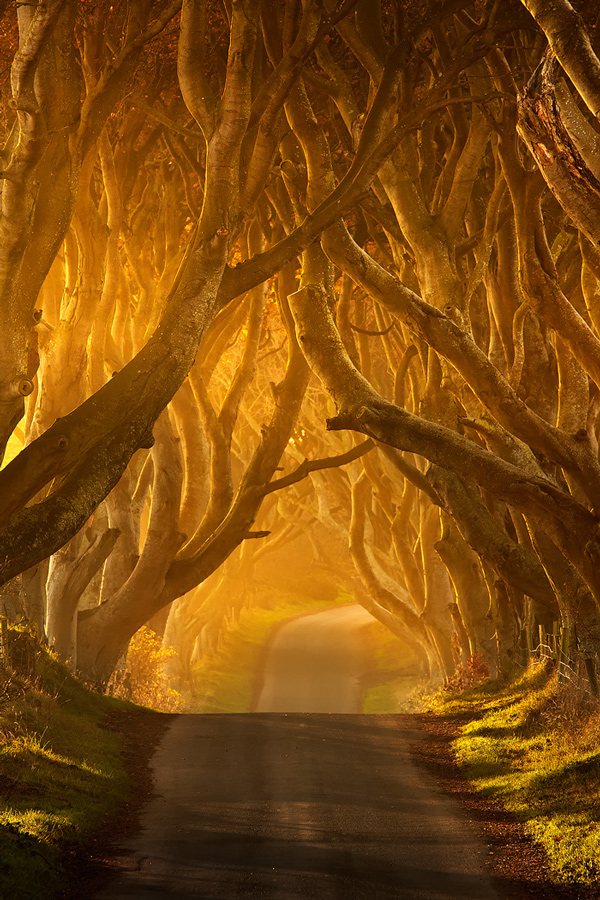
top-left (0, 632), bottom-right (136, 899)
top-left (430, 661), bottom-right (600, 884)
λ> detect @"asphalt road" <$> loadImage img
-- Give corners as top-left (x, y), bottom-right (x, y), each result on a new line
top-left (94, 714), bottom-right (501, 899)
top-left (93, 606), bottom-right (504, 899)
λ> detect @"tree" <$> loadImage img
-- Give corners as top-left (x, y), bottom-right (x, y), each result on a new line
top-left (1, 0), bottom-right (600, 689)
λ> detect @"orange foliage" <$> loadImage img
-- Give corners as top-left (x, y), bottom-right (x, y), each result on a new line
top-left (108, 626), bottom-right (182, 712)
top-left (444, 654), bottom-right (491, 693)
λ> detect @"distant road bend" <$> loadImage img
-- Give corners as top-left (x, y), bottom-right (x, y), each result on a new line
top-left (94, 606), bottom-right (503, 899)
top-left (255, 604), bottom-right (376, 713)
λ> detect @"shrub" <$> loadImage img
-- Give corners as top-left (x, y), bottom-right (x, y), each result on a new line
top-left (445, 653), bottom-right (491, 693)
top-left (108, 627), bottom-right (182, 712)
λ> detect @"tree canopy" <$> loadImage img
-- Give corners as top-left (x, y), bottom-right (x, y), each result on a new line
top-left (1, 0), bottom-right (600, 688)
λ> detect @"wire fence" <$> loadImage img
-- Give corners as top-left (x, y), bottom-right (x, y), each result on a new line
top-left (532, 626), bottom-right (599, 700)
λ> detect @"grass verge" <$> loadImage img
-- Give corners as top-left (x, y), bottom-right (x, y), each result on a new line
top-left (0, 634), bottom-right (142, 900)
top-left (428, 661), bottom-right (600, 885)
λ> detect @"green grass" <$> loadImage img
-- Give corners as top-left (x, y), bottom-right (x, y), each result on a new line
top-left (361, 621), bottom-right (422, 713)
top-left (0, 635), bottom-right (137, 899)
top-left (429, 662), bottom-right (600, 884)
top-left (189, 594), bottom-right (352, 712)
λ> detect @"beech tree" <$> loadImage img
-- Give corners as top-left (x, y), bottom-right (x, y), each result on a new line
top-left (1, 0), bottom-right (600, 689)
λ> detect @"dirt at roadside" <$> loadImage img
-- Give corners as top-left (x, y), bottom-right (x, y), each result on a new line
top-left (59, 708), bottom-right (175, 899)
top-left (406, 712), bottom-right (598, 900)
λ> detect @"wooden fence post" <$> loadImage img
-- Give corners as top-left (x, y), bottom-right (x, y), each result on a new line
top-left (584, 656), bottom-right (600, 698)
top-left (0, 615), bottom-right (6, 664)
top-left (558, 625), bottom-right (570, 684)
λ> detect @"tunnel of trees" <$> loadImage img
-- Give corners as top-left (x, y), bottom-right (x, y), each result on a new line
top-left (0, 0), bottom-right (600, 692)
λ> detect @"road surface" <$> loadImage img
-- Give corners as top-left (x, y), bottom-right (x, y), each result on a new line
top-left (254, 604), bottom-right (377, 713)
top-left (94, 714), bottom-right (503, 899)
top-left (92, 606), bottom-right (506, 898)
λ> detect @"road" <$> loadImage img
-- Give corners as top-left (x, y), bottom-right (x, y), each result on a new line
top-left (254, 604), bottom-right (377, 713)
top-left (93, 606), bottom-right (504, 899)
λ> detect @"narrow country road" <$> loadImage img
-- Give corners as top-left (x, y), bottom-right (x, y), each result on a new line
top-left (94, 715), bottom-right (503, 899)
top-left (254, 604), bottom-right (377, 713)
top-left (92, 607), bottom-right (509, 899)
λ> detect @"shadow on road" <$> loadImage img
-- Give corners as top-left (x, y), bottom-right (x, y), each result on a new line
top-left (91, 714), bottom-right (529, 899)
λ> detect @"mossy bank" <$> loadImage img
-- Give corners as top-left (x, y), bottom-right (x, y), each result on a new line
top-left (0, 630), bottom-right (151, 900)
top-left (430, 662), bottom-right (600, 886)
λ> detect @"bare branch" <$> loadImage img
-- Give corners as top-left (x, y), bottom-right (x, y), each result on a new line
top-left (178, 0), bottom-right (216, 139)
top-left (262, 438), bottom-right (375, 496)
top-left (349, 320), bottom-right (394, 336)
top-left (131, 98), bottom-right (202, 141)
top-left (77, 0), bottom-right (183, 150)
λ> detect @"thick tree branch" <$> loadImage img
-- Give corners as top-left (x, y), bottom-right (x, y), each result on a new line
top-left (178, 0), bottom-right (216, 140)
top-left (287, 281), bottom-right (600, 598)
top-left (0, 0), bottom-right (260, 577)
top-left (517, 53), bottom-right (600, 246)
top-left (520, 0), bottom-right (600, 119)
top-left (320, 220), bottom-right (600, 508)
